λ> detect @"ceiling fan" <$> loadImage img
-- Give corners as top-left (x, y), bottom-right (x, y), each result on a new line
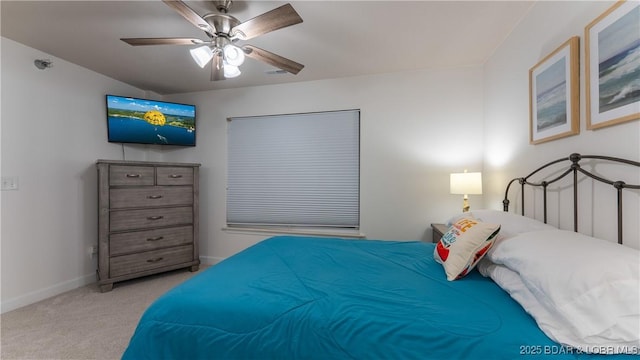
top-left (121, 0), bottom-right (304, 80)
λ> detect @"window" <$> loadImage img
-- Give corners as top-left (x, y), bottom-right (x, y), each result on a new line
top-left (227, 110), bottom-right (360, 231)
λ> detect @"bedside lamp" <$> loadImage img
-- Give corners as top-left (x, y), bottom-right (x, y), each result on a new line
top-left (450, 170), bottom-right (482, 212)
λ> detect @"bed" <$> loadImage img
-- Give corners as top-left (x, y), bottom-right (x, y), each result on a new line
top-left (122, 154), bottom-right (639, 359)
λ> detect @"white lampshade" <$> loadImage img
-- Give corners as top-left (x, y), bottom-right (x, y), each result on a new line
top-left (190, 46), bottom-right (214, 68)
top-left (223, 64), bottom-right (241, 78)
top-left (450, 172), bottom-right (482, 195)
top-left (223, 44), bottom-right (245, 67)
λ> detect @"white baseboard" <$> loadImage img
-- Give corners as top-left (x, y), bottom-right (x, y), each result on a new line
top-left (1, 272), bottom-right (97, 314)
top-left (2, 258), bottom-right (223, 314)
top-left (199, 256), bottom-right (224, 266)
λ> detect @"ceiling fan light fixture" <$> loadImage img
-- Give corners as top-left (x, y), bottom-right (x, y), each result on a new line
top-left (124, 1), bottom-right (304, 81)
top-left (223, 64), bottom-right (241, 78)
top-left (223, 44), bottom-right (245, 67)
top-left (190, 45), bottom-right (214, 68)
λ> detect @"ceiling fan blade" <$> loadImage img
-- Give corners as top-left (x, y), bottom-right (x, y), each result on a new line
top-left (121, 38), bottom-right (205, 46)
top-left (243, 45), bottom-right (304, 75)
top-left (162, 0), bottom-right (216, 35)
top-left (231, 4), bottom-right (302, 40)
top-left (211, 55), bottom-right (225, 81)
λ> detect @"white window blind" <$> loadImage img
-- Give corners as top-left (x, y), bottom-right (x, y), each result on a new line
top-left (227, 110), bottom-right (360, 229)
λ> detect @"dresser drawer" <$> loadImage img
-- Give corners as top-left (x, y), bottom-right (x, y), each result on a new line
top-left (110, 187), bottom-right (193, 209)
top-left (156, 167), bottom-right (194, 186)
top-left (109, 245), bottom-right (194, 278)
top-left (109, 165), bottom-right (155, 186)
top-left (110, 206), bottom-right (193, 232)
top-left (110, 226), bottom-right (193, 256)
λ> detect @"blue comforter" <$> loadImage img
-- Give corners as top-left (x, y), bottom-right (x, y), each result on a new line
top-left (123, 236), bottom-right (624, 359)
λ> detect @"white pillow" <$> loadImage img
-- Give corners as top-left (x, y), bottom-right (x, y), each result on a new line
top-left (478, 260), bottom-right (588, 348)
top-left (490, 229), bottom-right (640, 353)
top-left (467, 209), bottom-right (556, 238)
top-left (447, 210), bottom-right (557, 257)
top-left (434, 217), bottom-right (500, 281)
top-left (448, 209), bottom-right (556, 239)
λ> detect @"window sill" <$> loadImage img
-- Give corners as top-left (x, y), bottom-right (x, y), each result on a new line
top-left (222, 226), bottom-right (366, 239)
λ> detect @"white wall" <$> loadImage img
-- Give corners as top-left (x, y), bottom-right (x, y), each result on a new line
top-left (483, 1), bottom-right (640, 248)
top-left (1, 36), bottom-right (485, 310)
top-left (164, 67), bottom-right (485, 262)
top-left (0, 38), bottom-right (151, 312)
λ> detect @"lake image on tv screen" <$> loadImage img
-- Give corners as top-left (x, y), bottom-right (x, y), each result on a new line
top-left (107, 96), bottom-right (195, 146)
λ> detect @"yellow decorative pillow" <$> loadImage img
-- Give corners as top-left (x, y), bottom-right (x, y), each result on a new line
top-left (434, 217), bottom-right (500, 281)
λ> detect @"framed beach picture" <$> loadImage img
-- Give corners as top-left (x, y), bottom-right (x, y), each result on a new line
top-left (529, 37), bottom-right (580, 145)
top-left (586, 0), bottom-right (640, 130)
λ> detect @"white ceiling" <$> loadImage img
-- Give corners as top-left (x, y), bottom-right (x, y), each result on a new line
top-left (1, 1), bottom-right (534, 95)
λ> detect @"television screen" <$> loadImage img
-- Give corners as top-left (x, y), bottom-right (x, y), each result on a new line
top-left (106, 95), bottom-right (196, 146)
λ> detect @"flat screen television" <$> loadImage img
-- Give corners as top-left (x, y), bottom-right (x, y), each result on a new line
top-left (106, 95), bottom-right (196, 146)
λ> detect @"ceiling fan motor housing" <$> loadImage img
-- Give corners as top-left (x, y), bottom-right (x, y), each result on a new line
top-left (213, 0), bottom-right (233, 13)
top-left (203, 13), bottom-right (240, 37)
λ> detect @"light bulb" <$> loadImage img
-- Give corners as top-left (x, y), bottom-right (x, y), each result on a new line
top-left (223, 64), bottom-right (241, 78)
top-left (223, 44), bottom-right (245, 67)
top-left (190, 46), bottom-right (214, 68)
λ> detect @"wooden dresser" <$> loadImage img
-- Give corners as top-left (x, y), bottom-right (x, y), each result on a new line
top-left (96, 160), bottom-right (200, 292)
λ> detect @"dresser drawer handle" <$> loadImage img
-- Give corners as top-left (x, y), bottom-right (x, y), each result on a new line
top-left (146, 257), bottom-right (164, 263)
top-left (169, 174), bottom-right (183, 179)
top-left (146, 236), bottom-right (164, 242)
top-left (146, 216), bottom-right (164, 221)
top-left (147, 195), bottom-right (163, 199)
top-left (125, 174), bottom-right (141, 178)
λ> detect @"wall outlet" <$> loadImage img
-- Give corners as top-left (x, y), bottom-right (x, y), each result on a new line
top-left (1, 176), bottom-right (19, 191)
top-left (88, 245), bottom-right (98, 259)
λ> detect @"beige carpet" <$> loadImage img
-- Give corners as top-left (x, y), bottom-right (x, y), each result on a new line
top-left (1, 266), bottom-right (207, 360)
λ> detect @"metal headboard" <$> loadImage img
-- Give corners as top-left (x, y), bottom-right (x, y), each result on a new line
top-left (503, 153), bottom-right (640, 245)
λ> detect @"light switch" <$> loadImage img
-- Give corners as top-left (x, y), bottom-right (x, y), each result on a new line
top-left (1, 176), bottom-right (19, 190)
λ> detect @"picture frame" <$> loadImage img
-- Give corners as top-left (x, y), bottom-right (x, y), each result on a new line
top-left (529, 36), bottom-right (580, 145)
top-left (585, 0), bottom-right (640, 130)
